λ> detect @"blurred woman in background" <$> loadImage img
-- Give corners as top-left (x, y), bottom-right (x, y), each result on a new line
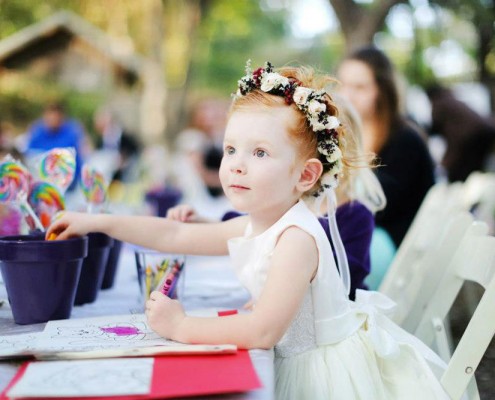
top-left (337, 46), bottom-right (435, 248)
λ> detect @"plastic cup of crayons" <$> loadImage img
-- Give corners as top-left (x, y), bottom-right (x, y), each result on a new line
top-left (134, 249), bottom-right (186, 307)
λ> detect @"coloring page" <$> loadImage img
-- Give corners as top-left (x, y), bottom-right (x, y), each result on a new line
top-left (37, 314), bottom-right (179, 351)
top-left (7, 358), bottom-right (153, 397)
top-left (0, 333), bottom-right (40, 358)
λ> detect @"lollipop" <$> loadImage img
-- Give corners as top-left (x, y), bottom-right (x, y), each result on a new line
top-left (0, 158), bottom-right (43, 230)
top-left (28, 181), bottom-right (66, 228)
top-left (29, 181), bottom-right (66, 210)
top-left (80, 164), bottom-right (107, 213)
top-left (38, 148), bottom-right (76, 192)
top-left (0, 160), bottom-right (30, 202)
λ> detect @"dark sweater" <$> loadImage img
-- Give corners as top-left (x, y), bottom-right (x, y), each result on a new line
top-left (375, 125), bottom-right (435, 247)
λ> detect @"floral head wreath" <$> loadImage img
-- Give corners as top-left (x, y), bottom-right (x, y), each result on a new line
top-left (235, 61), bottom-right (351, 296)
top-left (236, 60), bottom-right (343, 194)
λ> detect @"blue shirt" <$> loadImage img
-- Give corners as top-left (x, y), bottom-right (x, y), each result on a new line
top-left (27, 119), bottom-right (84, 189)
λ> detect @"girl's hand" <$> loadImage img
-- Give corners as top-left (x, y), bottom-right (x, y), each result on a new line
top-left (166, 204), bottom-right (199, 222)
top-left (145, 291), bottom-right (186, 339)
top-left (45, 211), bottom-right (99, 240)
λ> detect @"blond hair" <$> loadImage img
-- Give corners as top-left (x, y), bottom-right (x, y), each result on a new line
top-left (333, 95), bottom-right (386, 213)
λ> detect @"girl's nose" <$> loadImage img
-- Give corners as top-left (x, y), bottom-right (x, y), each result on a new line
top-left (230, 161), bottom-right (246, 174)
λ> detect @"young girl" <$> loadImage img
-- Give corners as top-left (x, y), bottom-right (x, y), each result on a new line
top-left (48, 62), bottom-right (448, 399)
top-left (167, 95), bottom-right (386, 300)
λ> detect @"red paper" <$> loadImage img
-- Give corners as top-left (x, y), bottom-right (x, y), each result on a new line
top-left (0, 351), bottom-right (262, 399)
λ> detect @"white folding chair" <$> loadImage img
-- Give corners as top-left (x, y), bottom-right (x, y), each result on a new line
top-left (395, 212), bottom-right (474, 332)
top-left (378, 183), bottom-right (472, 328)
top-left (379, 182), bottom-right (465, 302)
top-left (413, 221), bottom-right (495, 400)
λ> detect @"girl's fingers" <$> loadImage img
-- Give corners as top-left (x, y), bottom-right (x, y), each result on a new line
top-left (181, 209), bottom-right (192, 222)
top-left (242, 299), bottom-right (255, 310)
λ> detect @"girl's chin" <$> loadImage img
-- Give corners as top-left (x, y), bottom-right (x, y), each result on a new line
top-left (226, 198), bottom-right (252, 213)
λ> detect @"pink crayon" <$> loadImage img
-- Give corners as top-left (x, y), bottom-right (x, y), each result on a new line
top-left (160, 260), bottom-right (183, 297)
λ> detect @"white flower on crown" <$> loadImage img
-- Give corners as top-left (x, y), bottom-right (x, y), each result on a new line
top-left (260, 73), bottom-right (289, 92)
top-left (326, 116), bottom-right (340, 130)
top-left (321, 171), bottom-right (339, 188)
top-left (327, 146), bottom-right (342, 163)
top-left (308, 99), bottom-right (326, 115)
top-left (329, 159), bottom-right (343, 175)
top-left (310, 118), bottom-right (326, 131)
top-left (293, 87), bottom-right (312, 105)
top-left (317, 139), bottom-right (334, 156)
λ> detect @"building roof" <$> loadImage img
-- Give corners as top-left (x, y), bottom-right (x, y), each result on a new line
top-left (0, 10), bottom-right (145, 80)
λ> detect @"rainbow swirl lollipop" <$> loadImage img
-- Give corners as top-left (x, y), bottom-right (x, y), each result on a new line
top-left (28, 181), bottom-right (66, 228)
top-left (39, 148), bottom-right (76, 192)
top-left (0, 160), bottom-right (30, 202)
top-left (81, 164), bottom-right (107, 210)
top-left (0, 158), bottom-right (43, 230)
top-left (28, 181), bottom-right (66, 211)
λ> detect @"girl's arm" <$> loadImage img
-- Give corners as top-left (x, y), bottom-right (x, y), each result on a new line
top-left (46, 212), bottom-right (248, 256)
top-left (146, 226), bottom-right (318, 349)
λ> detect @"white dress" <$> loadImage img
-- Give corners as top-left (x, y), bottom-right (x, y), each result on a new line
top-left (228, 200), bottom-right (449, 400)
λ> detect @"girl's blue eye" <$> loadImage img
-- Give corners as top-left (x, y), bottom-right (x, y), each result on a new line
top-left (225, 146), bottom-right (235, 155)
top-left (255, 149), bottom-right (267, 158)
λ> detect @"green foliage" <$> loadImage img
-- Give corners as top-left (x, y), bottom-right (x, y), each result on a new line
top-left (0, 0), bottom-right (80, 39)
top-left (191, 0), bottom-right (289, 96)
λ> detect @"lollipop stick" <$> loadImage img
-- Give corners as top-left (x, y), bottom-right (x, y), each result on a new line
top-left (19, 199), bottom-right (44, 231)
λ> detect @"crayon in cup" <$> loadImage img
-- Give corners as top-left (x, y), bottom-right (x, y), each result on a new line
top-left (46, 233), bottom-right (57, 241)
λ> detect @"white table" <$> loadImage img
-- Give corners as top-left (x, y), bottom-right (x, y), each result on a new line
top-left (0, 245), bottom-right (274, 399)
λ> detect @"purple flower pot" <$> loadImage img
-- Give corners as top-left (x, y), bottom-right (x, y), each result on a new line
top-left (101, 239), bottom-right (123, 290)
top-left (74, 233), bottom-right (114, 305)
top-left (0, 234), bottom-right (88, 325)
top-left (145, 187), bottom-right (182, 217)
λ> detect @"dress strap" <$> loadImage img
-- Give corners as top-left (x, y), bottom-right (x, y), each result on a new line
top-left (325, 187), bottom-right (351, 296)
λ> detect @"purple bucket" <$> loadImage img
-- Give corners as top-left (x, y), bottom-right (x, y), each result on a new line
top-left (0, 234), bottom-right (88, 325)
top-left (74, 233), bottom-right (114, 305)
top-left (145, 187), bottom-right (182, 217)
top-left (101, 239), bottom-right (123, 290)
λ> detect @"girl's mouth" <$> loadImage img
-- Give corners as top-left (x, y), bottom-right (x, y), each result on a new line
top-left (230, 184), bottom-right (250, 190)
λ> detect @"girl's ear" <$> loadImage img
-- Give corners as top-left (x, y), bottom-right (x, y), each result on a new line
top-left (297, 158), bottom-right (323, 193)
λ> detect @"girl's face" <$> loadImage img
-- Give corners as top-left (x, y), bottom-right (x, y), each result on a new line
top-left (220, 107), bottom-right (305, 216)
top-left (337, 60), bottom-right (379, 120)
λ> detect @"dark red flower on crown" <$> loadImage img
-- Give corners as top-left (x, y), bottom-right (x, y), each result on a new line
top-left (252, 67), bottom-right (264, 85)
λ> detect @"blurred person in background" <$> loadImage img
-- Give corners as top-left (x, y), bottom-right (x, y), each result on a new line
top-left (93, 108), bottom-right (141, 183)
top-left (26, 103), bottom-right (88, 191)
top-left (426, 84), bottom-right (495, 182)
top-left (173, 98), bottom-right (232, 219)
top-left (337, 46), bottom-right (435, 248)
top-left (0, 121), bottom-right (22, 161)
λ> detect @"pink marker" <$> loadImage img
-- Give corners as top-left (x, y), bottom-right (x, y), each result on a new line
top-left (218, 309), bottom-right (238, 317)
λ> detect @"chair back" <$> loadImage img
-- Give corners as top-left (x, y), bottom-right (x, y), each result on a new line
top-left (379, 182), bottom-right (471, 328)
top-left (379, 182), bottom-right (464, 299)
top-left (412, 220), bottom-right (495, 400)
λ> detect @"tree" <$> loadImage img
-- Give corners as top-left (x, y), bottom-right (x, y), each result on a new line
top-left (328, 0), bottom-right (405, 53)
top-left (430, 0), bottom-right (495, 110)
